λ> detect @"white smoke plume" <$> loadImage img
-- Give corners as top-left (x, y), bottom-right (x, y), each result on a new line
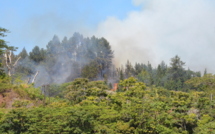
top-left (94, 0), bottom-right (215, 73)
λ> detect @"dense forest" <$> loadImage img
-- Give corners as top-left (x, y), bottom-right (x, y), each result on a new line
top-left (0, 27), bottom-right (215, 133)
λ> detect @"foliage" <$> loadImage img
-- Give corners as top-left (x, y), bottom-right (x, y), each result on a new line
top-left (0, 76), bottom-right (12, 93)
top-left (81, 60), bottom-right (99, 80)
top-left (2, 30), bottom-right (215, 133)
top-left (64, 78), bottom-right (108, 104)
top-left (186, 74), bottom-right (215, 101)
top-left (13, 83), bottom-right (43, 100)
top-left (0, 27), bottom-right (9, 55)
top-left (0, 77), bottom-right (215, 133)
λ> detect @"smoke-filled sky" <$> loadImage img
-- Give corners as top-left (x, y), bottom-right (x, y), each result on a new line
top-left (1, 0), bottom-right (215, 73)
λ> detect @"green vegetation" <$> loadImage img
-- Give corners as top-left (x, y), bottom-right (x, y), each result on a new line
top-left (0, 76), bottom-right (215, 133)
top-left (1, 27), bottom-right (215, 133)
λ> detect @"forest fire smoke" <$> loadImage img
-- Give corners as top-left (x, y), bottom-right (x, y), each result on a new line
top-left (17, 33), bottom-right (115, 87)
top-left (94, 0), bottom-right (215, 73)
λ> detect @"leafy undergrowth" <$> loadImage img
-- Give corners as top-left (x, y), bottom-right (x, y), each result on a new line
top-left (13, 83), bottom-right (43, 100)
top-left (0, 77), bottom-right (44, 108)
top-left (0, 77), bottom-right (215, 133)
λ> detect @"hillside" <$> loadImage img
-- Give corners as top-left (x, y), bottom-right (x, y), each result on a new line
top-left (1, 28), bottom-right (215, 133)
top-left (0, 79), bottom-right (43, 108)
top-left (0, 76), bottom-right (215, 133)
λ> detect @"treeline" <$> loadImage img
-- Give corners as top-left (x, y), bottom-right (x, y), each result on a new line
top-left (14, 32), bottom-right (203, 92)
top-left (117, 56), bottom-right (202, 91)
top-left (0, 28), bottom-right (207, 93)
top-left (15, 33), bottom-right (113, 86)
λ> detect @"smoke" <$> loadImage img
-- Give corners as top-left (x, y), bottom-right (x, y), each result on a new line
top-left (21, 33), bottom-right (114, 87)
top-left (35, 55), bottom-right (74, 86)
top-left (11, 0), bottom-right (215, 76)
top-left (94, 0), bottom-right (215, 73)
top-left (24, 13), bottom-right (93, 49)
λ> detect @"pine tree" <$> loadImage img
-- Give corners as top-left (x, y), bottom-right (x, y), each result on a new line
top-left (119, 69), bottom-right (124, 81)
top-left (19, 47), bottom-right (28, 59)
top-left (29, 46), bottom-right (46, 63)
top-left (147, 61), bottom-right (154, 86)
top-left (125, 60), bottom-right (134, 78)
top-left (0, 28), bottom-right (9, 55)
top-left (166, 55), bottom-right (186, 90)
top-left (81, 60), bottom-right (99, 80)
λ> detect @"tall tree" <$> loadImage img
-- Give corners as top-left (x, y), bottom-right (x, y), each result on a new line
top-left (165, 55), bottom-right (186, 90)
top-left (3, 50), bottom-right (21, 76)
top-left (81, 60), bottom-right (99, 80)
top-left (0, 27), bottom-right (17, 76)
top-left (125, 60), bottom-right (134, 78)
top-left (155, 61), bottom-right (167, 86)
top-left (95, 37), bottom-right (113, 79)
top-left (0, 28), bottom-right (9, 55)
top-left (19, 47), bottom-right (28, 59)
top-left (29, 46), bottom-right (46, 63)
top-left (46, 35), bottom-right (61, 55)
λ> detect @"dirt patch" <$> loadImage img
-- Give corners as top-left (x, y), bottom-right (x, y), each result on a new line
top-left (0, 89), bottom-right (44, 108)
top-left (0, 90), bottom-right (19, 108)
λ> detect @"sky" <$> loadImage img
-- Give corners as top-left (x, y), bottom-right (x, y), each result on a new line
top-left (0, 0), bottom-right (140, 51)
top-left (1, 0), bottom-right (215, 73)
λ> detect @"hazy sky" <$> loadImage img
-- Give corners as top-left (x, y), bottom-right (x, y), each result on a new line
top-left (1, 0), bottom-right (140, 50)
top-left (1, 0), bottom-right (215, 73)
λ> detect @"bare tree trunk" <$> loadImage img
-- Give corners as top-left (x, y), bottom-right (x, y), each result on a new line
top-left (8, 51), bottom-right (12, 64)
top-left (13, 56), bottom-right (21, 67)
top-left (3, 50), bottom-right (21, 77)
top-left (31, 71), bottom-right (39, 83)
top-left (4, 52), bottom-right (11, 76)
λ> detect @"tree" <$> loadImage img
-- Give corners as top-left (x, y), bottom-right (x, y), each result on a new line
top-left (0, 27), bottom-right (10, 55)
top-left (134, 63), bottom-right (143, 75)
top-left (3, 50), bottom-right (21, 76)
top-left (169, 55), bottom-right (185, 80)
top-left (137, 70), bottom-right (150, 85)
top-left (15, 48), bottom-right (33, 79)
top-left (186, 74), bottom-right (215, 99)
top-left (119, 69), bottom-right (125, 81)
top-left (147, 61), bottom-right (154, 86)
top-left (94, 37), bottom-right (113, 79)
top-left (125, 60), bottom-right (134, 78)
top-left (155, 61), bottom-right (167, 86)
top-left (165, 55), bottom-right (186, 90)
top-left (64, 78), bottom-right (108, 104)
top-left (46, 35), bottom-right (61, 55)
top-left (29, 46), bottom-right (46, 63)
top-left (81, 60), bottom-right (99, 80)
top-left (0, 27), bottom-right (17, 77)
top-left (18, 47), bottom-right (28, 59)
top-left (0, 28), bottom-right (10, 77)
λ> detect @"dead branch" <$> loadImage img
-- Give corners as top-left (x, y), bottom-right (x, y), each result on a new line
top-left (13, 56), bottom-right (21, 67)
top-left (32, 71), bottom-right (39, 83)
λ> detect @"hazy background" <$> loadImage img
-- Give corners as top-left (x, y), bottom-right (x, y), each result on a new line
top-left (1, 0), bottom-right (215, 73)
